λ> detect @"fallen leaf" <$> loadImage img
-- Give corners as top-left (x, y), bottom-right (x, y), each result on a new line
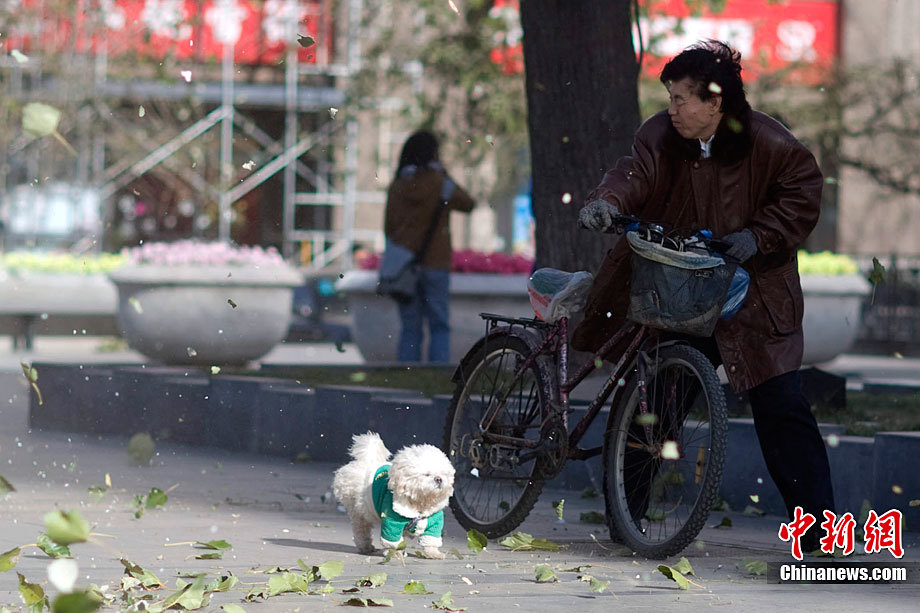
top-left (0, 475), bottom-right (14, 494)
top-left (317, 560), bottom-right (344, 580)
top-left (195, 539), bottom-right (232, 550)
top-left (712, 516), bottom-right (732, 528)
top-left (585, 575), bottom-right (610, 593)
top-left (580, 511), bottom-right (606, 524)
top-left (499, 532), bottom-right (560, 552)
top-left (268, 572), bottom-right (312, 596)
top-left (120, 559), bottom-right (164, 589)
top-left (0, 547), bottom-right (21, 572)
top-left (162, 574), bottom-right (209, 610)
top-left (36, 533), bottom-right (71, 558)
top-left (534, 565), bottom-right (557, 583)
top-left (403, 580), bottom-right (431, 594)
top-left (342, 597), bottom-right (394, 607)
top-left (17, 573), bottom-right (47, 609)
top-left (355, 572), bottom-right (387, 588)
top-left (194, 552), bottom-right (223, 560)
top-left (432, 591), bottom-right (465, 611)
top-left (52, 590), bottom-right (103, 612)
top-left (673, 557), bottom-right (694, 576)
top-left (297, 34), bottom-right (315, 48)
top-left (466, 529), bottom-right (487, 553)
top-left (206, 574), bottom-right (240, 593)
top-left (742, 558), bottom-right (768, 576)
top-left (657, 564), bottom-right (690, 590)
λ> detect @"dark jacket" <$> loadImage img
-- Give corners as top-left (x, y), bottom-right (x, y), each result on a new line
top-left (384, 167), bottom-right (475, 271)
top-left (571, 109), bottom-right (823, 392)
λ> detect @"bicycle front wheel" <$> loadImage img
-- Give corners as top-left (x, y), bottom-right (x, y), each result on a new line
top-left (603, 343), bottom-right (727, 559)
top-left (445, 332), bottom-right (555, 538)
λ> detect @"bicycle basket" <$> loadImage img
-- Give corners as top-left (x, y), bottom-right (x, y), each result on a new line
top-left (625, 231), bottom-right (737, 337)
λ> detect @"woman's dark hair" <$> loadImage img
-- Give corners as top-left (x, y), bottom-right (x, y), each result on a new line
top-left (395, 130), bottom-right (440, 177)
top-left (659, 40), bottom-right (748, 117)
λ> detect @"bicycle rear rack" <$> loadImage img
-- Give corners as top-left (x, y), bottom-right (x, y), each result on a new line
top-left (479, 312), bottom-right (552, 331)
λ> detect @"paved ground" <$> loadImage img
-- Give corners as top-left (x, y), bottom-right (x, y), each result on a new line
top-left (1, 339), bottom-right (920, 611)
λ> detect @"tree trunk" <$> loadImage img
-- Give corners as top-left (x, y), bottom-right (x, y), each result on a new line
top-left (520, 1), bottom-right (640, 273)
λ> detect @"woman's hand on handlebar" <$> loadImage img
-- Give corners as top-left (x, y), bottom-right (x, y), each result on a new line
top-left (579, 200), bottom-right (640, 233)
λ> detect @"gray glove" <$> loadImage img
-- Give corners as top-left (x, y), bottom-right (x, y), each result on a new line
top-left (721, 229), bottom-right (758, 262)
top-left (579, 199), bottom-right (620, 232)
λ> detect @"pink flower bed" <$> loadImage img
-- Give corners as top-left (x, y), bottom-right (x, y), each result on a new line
top-left (122, 240), bottom-right (285, 267)
top-left (357, 249), bottom-right (533, 274)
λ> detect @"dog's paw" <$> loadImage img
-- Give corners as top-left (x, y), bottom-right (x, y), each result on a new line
top-left (418, 546), bottom-right (446, 560)
top-left (356, 544), bottom-right (377, 555)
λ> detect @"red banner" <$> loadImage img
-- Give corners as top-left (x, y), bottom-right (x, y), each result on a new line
top-left (2, 0), bottom-right (330, 66)
top-left (488, 0), bottom-right (839, 82)
top-left (638, 0), bottom-right (839, 81)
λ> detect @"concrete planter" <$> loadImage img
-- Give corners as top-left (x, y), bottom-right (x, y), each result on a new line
top-left (337, 269), bottom-right (871, 365)
top-left (801, 273), bottom-right (871, 364)
top-left (109, 264), bottom-right (302, 365)
top-left (336, 270), bottom-right (532, 364)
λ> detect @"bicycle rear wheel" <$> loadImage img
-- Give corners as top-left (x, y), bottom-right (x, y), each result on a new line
top-left (603, 343), bottom-right (727, 558)
top-left (445, 332), bottom-right (555, 538)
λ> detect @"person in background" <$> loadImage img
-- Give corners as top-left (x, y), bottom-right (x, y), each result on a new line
top-left (384, 131), bottom-right (475, 362)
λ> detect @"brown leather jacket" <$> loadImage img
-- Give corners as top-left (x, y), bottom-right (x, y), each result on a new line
top-left (571, 109), bottom-right (823, 392)
top-left (384, 167), bottom-right (475, 271)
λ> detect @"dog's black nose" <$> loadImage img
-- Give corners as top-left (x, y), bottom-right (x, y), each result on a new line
top-left (434, 476), bottom-right (443, 486)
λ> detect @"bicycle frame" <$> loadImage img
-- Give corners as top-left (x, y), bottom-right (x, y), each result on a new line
top-left (475, 313), bottom-right (658, 465)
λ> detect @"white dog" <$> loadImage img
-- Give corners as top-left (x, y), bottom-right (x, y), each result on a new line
top-left (332, 432), bottom-right (455, 559)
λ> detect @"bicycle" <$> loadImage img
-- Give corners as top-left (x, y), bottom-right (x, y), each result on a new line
top-left (443, 215), bottom-right (738, 559)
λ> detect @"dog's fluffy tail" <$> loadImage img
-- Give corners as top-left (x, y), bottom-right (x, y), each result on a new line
top-left (348, 432), bottom-right (391, 465)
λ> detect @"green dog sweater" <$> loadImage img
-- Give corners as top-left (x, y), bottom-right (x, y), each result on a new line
top-left (372, 464), bottom-right (444, 548)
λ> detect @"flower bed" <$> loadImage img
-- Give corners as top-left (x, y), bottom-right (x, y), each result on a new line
top-left (357, 249), bottom-right (534, 274)
top-left (0, 251), bottom-right (124, 275)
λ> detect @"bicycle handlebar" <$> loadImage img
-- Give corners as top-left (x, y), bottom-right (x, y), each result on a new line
top-left (606, 214), bottom-right (733, 258)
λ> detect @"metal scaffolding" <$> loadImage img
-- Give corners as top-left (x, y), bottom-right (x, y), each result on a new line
top-left (1, 0), bottom-right (380, 272)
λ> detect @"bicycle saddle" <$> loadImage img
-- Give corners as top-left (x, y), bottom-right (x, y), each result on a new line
top-left (527, 268), bottom-right (594, 322)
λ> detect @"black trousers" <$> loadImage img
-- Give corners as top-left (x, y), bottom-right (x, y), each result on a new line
top-left (688, 336), bottom-right (837, 521)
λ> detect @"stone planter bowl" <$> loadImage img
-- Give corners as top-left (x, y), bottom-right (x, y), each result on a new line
top-left (800, 273), bottom-right (871, 364)
top-left (337, 269), bottom-right (872, 366)
top-left (109, 264), bottom-right (303, 366)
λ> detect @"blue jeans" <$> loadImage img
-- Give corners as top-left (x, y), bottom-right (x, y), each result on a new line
top-left (397, 268), bottom-right (450, 363)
